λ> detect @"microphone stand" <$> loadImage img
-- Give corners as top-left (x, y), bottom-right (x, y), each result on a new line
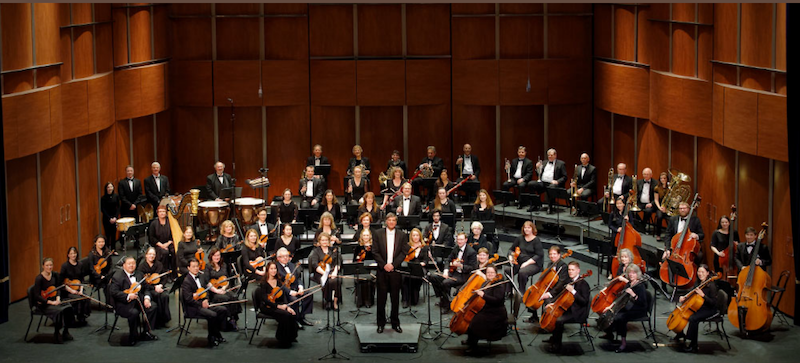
top-left (227, 98), bottom-right (244, 239)
top-left (334, 247), bottom-right (352, 333)
top-left (319, 247), bottom-right (349, 360)
top-left (420, 249), bottom-right (442, 340)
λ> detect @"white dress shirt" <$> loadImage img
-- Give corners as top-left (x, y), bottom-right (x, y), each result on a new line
top-left (541, 161), bottom-right (555, 183)
top-left (386, 229), bottom-right (396, 265)
top-left (640, 179), bottom-right (651, 204)
top-left (514, 160), bottom-right (523, 179)
top-left (306, 180), bottom-right (314, 197)
top-left (613, 176), bottom-right (623, 195)
top-left (463, 156), bottom-right (473, 175)
top-left (403, 197), bottom-right (411, 216)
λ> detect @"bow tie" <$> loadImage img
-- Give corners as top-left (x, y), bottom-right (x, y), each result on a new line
top-left (260, 224), bottom-right (266, 227)
top-left (433, 225), bottom-right (439, 229)
top-left (128, 178), bottom-right (133, 181)
top-left (548, 161), bottom-right (553, 165)
top-left (681, 218), bottom-right (687, 222)
top-left (747, 243), bottom-right (755, 247)
top-left (618, 176), bottom-right (623, 179)
top-left (643, 180), bottom-right (650, 184)
top-left (404, 197), bottom-right (410, 201)
top-left (129, 274), bottom-right (135, 279)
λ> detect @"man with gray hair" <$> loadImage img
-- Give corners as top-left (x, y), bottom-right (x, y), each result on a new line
top-left (206, 161), bottom-right (233, 200)
top-left (144, 161), bottom-right (170, 207)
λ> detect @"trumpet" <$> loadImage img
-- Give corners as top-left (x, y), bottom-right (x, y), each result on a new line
top-left (504, 158), bottom-right (511, 182)
top-left (628, 174), bottom-right (641, 212)
top-left (605, 168), bottom-right (614, 213)
top-left (570, 164), bottom-right (579, 216)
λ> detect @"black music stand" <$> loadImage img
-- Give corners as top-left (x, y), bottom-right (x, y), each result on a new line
top-left (346, 260), bottom-right (373, 318)
top-left (292, 246), bottom-right (314, 287)
top-left (492, 190), bottom-right (515, 232)
top-left (577, 200), bottom-right (602, 242)
top-left (420, 177), bottom-right (437, 203)
top-left (397, 215), bottom-right (421, 232)
top-left (126, 223), bottom-right (148, 257)
top-left (585, 236), bottom-right (615, 289)
top-left (221, 250), bottom-right (242, 272)
top-left (298, 208), bottom-right (318, 230)
top-left (264, 237), bottom-right (277, 259)
top-left (369, 222), bottom-right (383, 230)
top-left (165, 274), bottom-right (189, 334)
top-left (545, 188), bottom-right (571, 242)
top-left (440, 213), bottom-right (455, 230)
top-left (314, 164), bottom-right (331, 180)
top-left (460, 180), bottom-right (481, 202)
top-left (664, 258), bottom-right (690, 303)
top-left (289, 222), bottom-right (306, 240)
top-left (520, 192), bottom-right (542, 222)
top-left (345, 204), bottom-right (359, 226)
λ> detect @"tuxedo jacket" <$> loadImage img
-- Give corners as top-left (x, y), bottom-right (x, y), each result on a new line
top-left (537, 159), bottom-right (568, 187)
top-left (423, 223), bottom-right (454, 247)
top-left (665, 215), bottom-right (705, 250)
top-left (735, 241), bottom-right (772, 270)
top-left (456, 154), bottom-right (481, 179)
top-left (575, 164), bottom-right (597, 190)
top-left (508, 158), bottom-right (534, 182)
top-left (391, 195), bottom-right (423, 216)
top-left (418, 156), bottom-right (444, 178)
top-left (298, 177), bottom-right (325, 202)
top-left (276, 261), bottom-right (303, 290)
top-left (306, 156), bottom-right (330, 167)
top-left (636, 178), bottom-right (657, 206)
top-left (144, 174), bottom-right (171, 206)
top-left (567, 278), bottom-right (591, 322)
top-left (609, 174), bottom-right (633, 198)
top-left (546, 259), bottom-right (571, 296)
top-left (386, 160), bottom-right (408, 177)
top-left (109, 269), bottom-right (153, 308)
top-left (446, 245), bottom-right (478, 275)
top-left (206, 173), bottom-right (233, 200)
top-left (118, 177), bottom-right (144, 210)
top-left (373, 228), bottom-right (409, 270)
top-left (181, 272), bottom-right (211, 316)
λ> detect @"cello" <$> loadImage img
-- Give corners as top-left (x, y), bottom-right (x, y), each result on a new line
top-left (522, 250), bottom-right (573, 309)
top-left (659, 194), bottom-right (701, 288)
top-left (591, 274), bottom-right (629, 314)
top-left (610, 191), bottom-right (645, 276)
top-left (596, 274), bottom-right (651, 331)
top-left (540, 270), bottom-right (592, 331)
top-left (449, 254), bottom-right (501, 313)
top-left (449, 275), bottom-right (508, 335)
top-left (728, 223), bottom-right (772, 336)
top-left (666, 272), bottom-right (722, 333)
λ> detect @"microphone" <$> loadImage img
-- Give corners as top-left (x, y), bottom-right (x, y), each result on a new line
top-left (526, 78), bottom-right (531, 93)
top-left (227, 98), bottom-right (234, 104)
top-left (258, 84), bottom-right (263, 98)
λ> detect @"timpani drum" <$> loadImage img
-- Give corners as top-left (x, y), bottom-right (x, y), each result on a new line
top-left (234, 197), bottom-right (265, 225)
top-left (117, 217), bottom-right (136, 232)
top-left (199, 200), bottom-right (229, 240)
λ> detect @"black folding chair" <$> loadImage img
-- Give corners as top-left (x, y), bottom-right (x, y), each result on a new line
top-left (24, 285), bottom-right (50, 342)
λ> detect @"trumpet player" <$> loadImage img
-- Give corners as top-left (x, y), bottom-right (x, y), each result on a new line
top-left (501, 146), bottom-right (534, 203)
top-left (598, 163), bottom-right (632, 211)
top-left (530, 148), bottom-right (568, 212)
top-left (571, 153), bottom-right (596, 200)
top-left (455, 144), bottom-right (481, 201)
top-left (633, 168), bottom-right (657, 230)
top-left (391, 183), bottom-right (422, 217)
top-left (306, 144), bottom-right (330, 168)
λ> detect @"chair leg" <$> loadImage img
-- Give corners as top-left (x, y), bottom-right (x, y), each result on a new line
top-left (583, 324), bottom-right (595, 352)
top-left (35, 315), bottom-right (44, 332)
top-left (24, 315), bottom-right (34, 342)
top-left (513, 323), bottom-right (525, 352)
top-left (177, 318), bottom-right (191, 346)
top-left (719, 322), bottom-right (731, 350)
top-left (108, 315), bottom-right (119, 342)
top-left (644, 321), bottom-right (658, 349)
top-left (249, 318), bottom-right (262, 345)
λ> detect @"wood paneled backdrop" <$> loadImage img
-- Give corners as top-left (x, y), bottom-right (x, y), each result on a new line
top-left (1, 3), bottom-right (792, 317)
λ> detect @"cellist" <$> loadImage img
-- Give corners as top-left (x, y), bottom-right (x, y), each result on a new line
top-left (543, 261), bottom-right (590, 353)
top-left (710, 214), bottom-right (739, 273)
top-left (673, 264), bottom-right (718, 353)
top-left (734, 227), bottom-right (772, 271)
top-left (599, 264), bottom-right (648, 353)
top-left (662, 202), bottom-right (705, 263)
top-left (525, 246), bottom-right (569, 323)
top-left (614, 248), bottom-right (634, 277)
top-left (461, 265), bottom-right (507, 355)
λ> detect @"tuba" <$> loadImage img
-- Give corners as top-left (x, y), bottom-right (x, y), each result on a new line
top-left (661, 169), bottom-right (692, 217)
top-left (628, 174), bottom-right (641, 212)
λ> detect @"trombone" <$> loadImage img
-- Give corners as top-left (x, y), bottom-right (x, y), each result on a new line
top-left (604, 168), bottom-right (613, 213)
top-left (628, 174), bottom-right (641, 212)
top-left (570, 164), bottom-right (579, 216)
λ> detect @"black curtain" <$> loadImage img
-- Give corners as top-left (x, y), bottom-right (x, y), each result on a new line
top-left (788, 4), bottom-right (799, 326)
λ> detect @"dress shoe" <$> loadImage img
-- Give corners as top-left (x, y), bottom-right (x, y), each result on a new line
top-left (207, 338), bottom-right (219, 348)
top-left (403, 301), bottom-right (409, 309)
top-left (682, 344), bottom-right (698, 353)
top-left (297, 322), bottom-right (305, 330)
top-left (62, 331), bottom-right (74, 341)
top-left (140, 331), bottom-right (158, 341)
top-left (672, 332), bottom-right (685, 341)
top-left (393, 325), bottom-right (403, 333)
top-left (126, 335), bottom-right (138, 346)
top-left (464, 347), bottom-right (478, 355)
top-left (301, 319), bottom-right (314, 326)
top-left (440, 306), bottom-right (450, 314)
top-left (461, 340), bottom-right (469, 346)
top-left (216, 336), bottom-right (227, 343)
top-left (542, 337), bottom-right (555, 343)
top-left (377, 326), bottom-right (384, 334)
top-left (53, 331), bottom-right (63, 344)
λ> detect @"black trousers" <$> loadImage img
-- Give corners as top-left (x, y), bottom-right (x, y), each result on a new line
top-left (401, 275), bottom-right (423, 305)
top-left (376, 269), bottom-right (402, 327)
top-left (287, 292), bottom-right (314, 321)
top-left (551, 310), bottom-right (582, 343)
top-left (195, 305), bottom-right (228, 339)
top-left (507, 262), bottom-right (542, 295)
top-left (686, 305), bottom-right (717, 345)
top-left (116, 298), bottom-right (157, 339)
top-left (435, 272), bottom-right (468, 306)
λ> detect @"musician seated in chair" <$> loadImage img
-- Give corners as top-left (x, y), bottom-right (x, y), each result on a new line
top-left (543, 261), bottom-right (591, 353)
top-left (205, 248), bottom-right (242, 332)
top-left (631, 168), bottom-right (657, 229)
top-left (391, 183), bottom-right (422, 217)
top-left (181, 258), bottom-right (229, 348)
top-left (734, 227), bottom-right (771, 271)
top-left (299, 166), bottom-right (325, 208)
top-left (275, 247), bottom-right (314, 328)
top-left (34, 257), bottom-right (75, 343)
top-left (662, 202), bottom-right (705, 264)
top-left (411, 146), bottom-right (444, 202)
top-left (598, 264), bottom-right (648, 353)
top-left (307, 144), bottom-right (330, 168)
top-left (423, 210), bottom-right (454, 247)
top-left (137, 247), bottom-right (171, 328)
top-left (109, 256), bottom-right (158, 346)
top-left (525, 246), bottom-right (570, 323)
top-left (501, 146), bottom-right (534, 202)
top-left (434, 233), bottom-right (478, 314)
top-left (529, 148), bottom-right (568, 212)
top-left (571, 153), bottom-right (596, 201)
top-left (347, 145), bottom-right (371, 177)
top-left (455, 143), bottom-right (480, 201)
top-left (385, 150), bottom-right (407, 179)
top-left (250, 208), bottom-right (275, 243)
top-left (430, 187), bottom-right (457, 216)
top-left (461, 265), bottom-right (508, 355)
top-left (673, 264), bottom-right (718, 353)
top-left (598, 163), bottom-right (633, 212)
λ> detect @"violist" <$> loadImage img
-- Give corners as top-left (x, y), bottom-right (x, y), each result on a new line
top-left (137, 247), bottom-right (172, 328)
top-left (34, 257), bottom-right (75, 343)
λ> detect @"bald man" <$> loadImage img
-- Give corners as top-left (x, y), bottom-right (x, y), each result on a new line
top-left (571, 153), bottom-right (596, 199)
top-left (599, 163), bottom-right (633, 211)
top-left (206, 162), bottom-right (233, 200)
top-left (635, 168), bottom-right (657, 227)
top-left (144, 161), bottom-right (170, 207)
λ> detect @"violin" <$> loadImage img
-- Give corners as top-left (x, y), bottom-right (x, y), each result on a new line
top-left (193, 287), bottom-right (210, 300)
top-left (63, 279), bottom-right (86, 291)
top-left (540, 270), bottom-right (592, 332)
top-left (143, 270), bottom-right (172, 285)
top-left (250, 256), bottom-right (266, 269)
top-left (124, 280), bottom-right (143, 295)
top-left (210, 274), bottom-right (239, 289)
top-left (318, 254), bottom-right (333, 270)
top-left (448, 258), bottom-right (463, 273)
top-left (267, 286), bottom-right (284, 303)
top-left (591, 273), bottom-right (629, 313)
top-left (659, 194), bottom-right (701, 288)
top-left (40, 285), bottom-right (61, 299)
top-left (355, 248), bottom-right (367, 263)
top-left (510, 247), bottom-right (521, 265)
top-left (195, 248), bottom-right (206, 271)
top-left (93, 249), bottom-right (115, 275)
top-left (449, 275), bottom-right (507, 335)
top-left (728, 223), bottom-right (772, 336)
top-left (522, 250), bottom-right (573, 309)
top-left (283, 273), bottom-right (296, 288)
top-left (610, 194), bottom-right (645, 276)
top-left (221, 241), bottom-right (242, 253)
top-left (667, 272), bottom-right (722, 333)
top-left (405, 245), bottom-right (421, 262)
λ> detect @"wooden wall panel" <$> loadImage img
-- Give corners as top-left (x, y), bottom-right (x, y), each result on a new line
top-left (170, 60), bottom-right (213, 107)
top-left (1, 3), bottom-right (33, 71)
top-left (155, 109), bottom-right (172, 177)
top-left (217, 107), bottom-right (263, 191)
top-left (310, 60), bottom-right (356, 106)
top-left (722, 87), bottom-right (758, 156)
top-left (72, 3), bottom-right (92, 24)
top-left (696, 140), bottom-right (736, 266)
top-left (593, 4), bottom-right (612, 59)
top-left (2, 89), bottom-right (53, 160)
top-left (140, 64), bottom-right (167, 115)
top-left (170, 3), bottom-right (211, 16)
top-left (713, 63), bottom-right (737, 86)
top-left (129, 8), bottom-right (152, 63)
top-left (594, 61), bottom-right (649, 119)
top-left (740, 3), bottom-right (773, 69)
top-left (171, 107), bottom-right (214, 193)
top-left (95, 3), bottom-right (112, 22)
top-left (713, 3), bottom-right (738, 63)
top-left (613, 5), bottom-right (635, 62)
top-left (266, 106), bottom-right (310, 196)
top-left (406, 4), bottom-right (450, 56)
top-left (407, 105), bottom-right (452, 174)
top-left (59, 26), bottom-right (74, 83)
top-left (406, 59), bottom-right (451, 105)
top-left (357, 61), bottom-right (405, 106)
top-left (499, 4), bottom-right (543, 14)
top-left (309, 4), bottom-right (354, 57)
top-left (451, 3), bottom-right (494, 15)
top-left (216, 18), bottom-right (260, 60)
top-left (500, 106), bottom-right (544, 170)
top-left (498, 59), bottom-right (547, 105)
top-left (757, 94), bottom-right (788, 162)
top-left (712, 83), bottom-right (724, 144)
top-left (613, 115), bottom-right (636, 169)
top-left (548, 59), bottom-right (591, 105)
top-left (737, 152), bottom-right (770, 246)
top-left (359, 106), bottom-right (404, 189)
top-left (549, 104), bottom-right (593, 174)
top-left (671, 24), bottom-right (695, 77)
top-left (114, 68), bottom-right (142, 120)
top-left (672, 3), bottom-right (695, 22)
top-left (776, 4), bottom-right (786, 71)
top-left (3, 72), bottom-right (34, 96)
top-left (548, 16), bottom-right (591, 59)
top-left (115, 119), bottom-right (131, 179)
top-left (40, 142), bottom-right (77, 268)
top-left (776, 74), bottom-right (786, 96)
top-left (33, 3), bottom-right (60, 66)
top-left (73, 28), bottom-right (94, 79)
top-left (636, 6), bottom-right (650, 65)
top-left (310, 106), bottom-right (355, 193)
top-left (452, 17), bottom-right (495, 60)
top-left (213, 60), bottom-right (261, 106)
top-left (265, 17), bottom-right (309, 60)
top-left (549, 4), bottom-right (591, 13)
top-left (48, 87), bottom-right (63, 147)
top-left (649, 22), bottom-right (670, 72)
top-left (637, 119), bottom-right (669, 179)
top-left (77, 134), bottom-right (101, 253)
top-left (61, 81), bottom-right (89, 139)
top-left (740, 68), bottom-right (772, 92)
top-left (453, 104), bottom-right (497, 193)
top-left (264, 4), bottom-right (308, 15)
top-left (670, 131), bottom-right (694, 181)
top-left (592, 108), bottom-right (612, 200)
top-left (771, 160), bottom-right (795, 315)
top-left (357, 4), bottom-right (402, 57)
top-left (171, 18), bottom-right (212, 60)
top-left (697, 27), bottom-right (713, 81)
top-left (98, 124), bottom-right (119, 188)
top-left (95, 24), bottom-right (114, 73)
top-left (649, 72), bottom-right (712, 139)
top-left (453, 60), bottom-right (498, 105)
top-left (499, 16), bottom-right (544, 59)
top-left (152, 5), bottom-right (169, 60)
top-left (132, 115), bottom-right (155, 181)
top-left (215, 3), bottom-right (259, 15)
top-left (88, 74), bottom-right (116, 132)
top-left (262, 60), bottom-right (309, 106)
top-left (37, 66), bottom-right (60, 89)
top-left (6, 154), bottom-right (41, 300)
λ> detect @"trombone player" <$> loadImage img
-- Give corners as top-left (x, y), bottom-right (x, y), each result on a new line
top-left (634, 168), bottom-right (657, 231)
top-left (598, 163), bottom-right (632, 211)
top-left (570, 153), bottom-right (596, 200)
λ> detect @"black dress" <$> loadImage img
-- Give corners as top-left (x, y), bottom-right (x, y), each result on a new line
top-left (34, 273), bottom-right (75, 333)
top-left (466, 281), bottom-right (507, 345)
top-left (356, 205), bottom-right (382, 223)
top-left (467, 234), bottom-right (490, 253)
top-left (88, 248), bottom-right (113, 291)
top-left (308, 246), bottom-right (343, 307)
top-left (347, 177), bottom-right (370, 204)
top-left (353, 244), bottom-right (376, 307)
top-left (256, 281), bottom-right (298, 345)
top-left (205, 262), bottom-right (242, 321)
top-left (273, 236), bottom-right (300, 257)
top-left (147, 218), bottom-right (174, 270)
top-left (241, 246), bottom-right (265, 281)
top-left (60, 261), bottom-right (90, 320)
top-left (100, 193), bottom-right (120, 246)
top-left (136, 260), bottom-right (172, 326)
top-left (176, 240), bottom-right (202, 276)
top-left (215, 234), bottom-right (240, 251)
top-left (318, 202), bottom-right (342, 224)
top-left (507, 235), bottom-right (544, 291)
top-left (471, 205), bottom-right (494, 221)
top-left (710, 230), bottom-right (740, 272)
top-left (347, 157), bottom-right (371, 175)
top-left (314, 228), bottom-right (342, 244)
top-left (401, 245), bottom-right (429, 306)
top-left (277, 201), bottom-right (299, 224)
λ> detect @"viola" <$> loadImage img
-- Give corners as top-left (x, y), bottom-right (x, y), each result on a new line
top-left (540, 270), bottom-right (592, 332)
top-left (267, 286), bottom-right (284, 303)
top-left (610, 194), bottom-right (645, 276)
top-left (591, 274), bottom-right (629, 313)
top-left (510, 247), bottom-right (521, 265)
top-left (41, 285), bottom-right (61, 299)
top-left (143, 270), bottom-right (172, 285)
top-left (63, 279), bottom-right (86, 291)
top-left (522, 250), bottom-right (573, 309)
top-left (667, 272), bottom-right (722, 333)
top-left (405, 245), bottom-right (421, 262)
top-left (93, 249), bottom-right (115, 275)
top-left (449, 275), bottom-right (508, 335)
top-left (283, 273), bottom-right (296, 288)
top-left (195, 248), bottom-right (206, 271)
top-left (355, 249), bottom-right (367, 263)
top-left (249, 256), bottom-right (266, 269)
top-left (719, 205), bottom-right (738, 280)
top-left (728, 223), bottom-right (772, 335)
top-left (210, 274), bottom-right (239, 289)
top-left (659, 194), bottom-right (701, 288)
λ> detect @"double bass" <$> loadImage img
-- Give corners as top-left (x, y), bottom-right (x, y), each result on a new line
top-left (719, 205), bottom-right (738, 281)
top-left (522, 250), bottom-right (573, 309)
top-left (659, 194), bottom-right (701, 288)
top-left (666, 272), bottom-right (722, 333)
top-left (728, 223), bottom-right (772, 336)
top-left (540, 270), bottom-right (592, 332)
top-left (610, 191), bottom-right (645, 276)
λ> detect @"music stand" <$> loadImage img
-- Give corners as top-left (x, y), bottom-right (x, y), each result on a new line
top-left (126, 223), bottom-right (148, 257)
top-left (345, 204), bottom-right (359, 226)
top-left (664, 258), bottom-right (690, 303)
top-left (264, 237), bottom-right (277, 259)
top-left (585, 236), bottom-right (614, 289)
top-left (461, 180), bottom-right (481, 202)
top-left (297, 208), bottom-right (318, 230)
top-left (440, 213), bottom-right (455, 230)
top-left (342, 262), bottom-right (372, 318)
top-left (397, 215), bottom-right (421, 232)
top-left (492, 190), bottom-right (515, 232)
top-left (165, 274), bottom-right (189, 334)
top-left (219, 186), bottom-right (242, 200)
top-left (369, 222), bottom-right (383, 230)
top-left (544, 188), bottom-right (570, 242)
top-left (289, 223), bottom-right (306, 239)
top-left (314, 164), bottom-right (331, 179)
top-left (577, 200), bottom-right (602, 240)
top-left (221, 250), bottom-right (242, 271)
top-left (420, 177), bottom-right (437, 203)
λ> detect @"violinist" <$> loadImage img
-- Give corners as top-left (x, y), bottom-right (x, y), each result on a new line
top-left (177, 226), bottom-right (203, 276)
top-left (734, 226), bottom-right (772, 271)
top-left (471, 189), bottom-right (495, 222)
top-left (476, 247), bottom-right (491, 269)
top-left (710, 215), bottom-right (740, 272)
top-left (309, 233), bottom-right (342, 310)
top-left (60, 247), bottom-right (90, 325)
top-left (318, 189), bottom-right (343, 223)
top-left (381, 166), bottom-right (406, 208)
top-left (109, 256), bottom-right (158, 346)
top-left (353, 228), bottom-right (376, 308)
top-left (462, 265), bottom-right (507, 355)
top-left (214, 220), bottom-right (239, 252)
top-left (242, 229), bottom-right (266, 281)
top-left (506, 221), bottom-right (543, 304)
top-left (357, 192), bottom-right (382, 223)
top-left (423, 210), bottom-right (453, 247)
top-left (250, 208), bottom-right (274, 242)
top-left (34, 257), bottom-right (75, 343)
top-left (181, 258), bottom-right (228, 348)
top-left (527, 246), bottom-right (570, 323)
top-left (273, 223), bottom-right (300, 257)
top-left (205, 247), bottom-right (242, 331)
top-left (373, 213), bottom-right (409, 333)
top-left (257, 261), bottom-right (299, 347)
top-left (543, 261), bottom-right (590, 352)
top-left (609, 196), bottom-right (629, 248)
top-left (437, 233), bottom-right (478, 314)
top-left (353, 212), bottom-right (376, 243)
top-left (315, 211), bottom-right (342, 245)
top-left (276, 247), bottom-right (314, 328)
top-left (467, 221), bottom-right (490, 253)
top-left (598, 264), bottom-right (648, 353)
top-left (148, 205), bottom-right (174, 272)
top-left (674, 264), bottom-right (718, 353)
top-left (402, 228), bottom-right (429, 308)
top-left (346, 165), bottom-right (370, 206)
top-left (137, 247), bottom-right (171, 328)
top-left (663, 202), bottom-right (705, 263)
top-left (277, 188), bottom-right (299, 224)
top-left (614, 248), bottom-right (634, 277)
top-left (89, 235), bottom-right (114, 291)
